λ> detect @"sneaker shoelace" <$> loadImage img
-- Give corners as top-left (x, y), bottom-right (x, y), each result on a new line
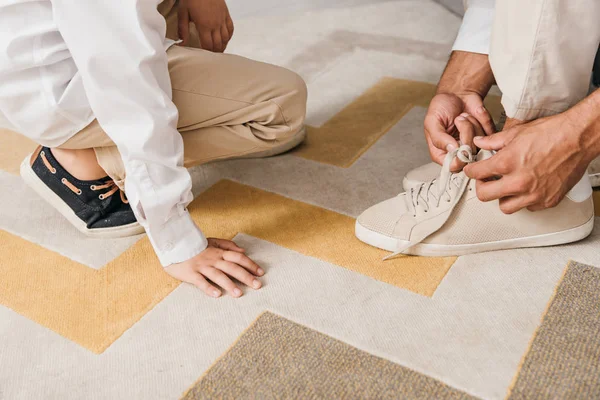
top-left (408, 145), bottom-right (474, 216)
top-left (384, 144), bottom-right (475, 260)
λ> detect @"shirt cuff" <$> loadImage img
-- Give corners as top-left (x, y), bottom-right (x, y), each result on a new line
top-left (146, 210), bottom-right (209, 267)
top-left (452, 6), bottom-right (494, 55)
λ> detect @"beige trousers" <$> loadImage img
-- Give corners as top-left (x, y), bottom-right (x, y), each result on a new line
top-left (60, 0), bottom-right (307, 187)
top-left (490, 0), bottom-right (600, 121)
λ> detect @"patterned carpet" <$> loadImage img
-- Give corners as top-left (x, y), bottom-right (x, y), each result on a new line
top-left (1, 1), bottom-right (600, 399)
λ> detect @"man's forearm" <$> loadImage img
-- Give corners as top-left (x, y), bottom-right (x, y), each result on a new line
top-left (569, 88), bottom-right (600, 161)
top-left (437, 51), bottom-right (495, 98)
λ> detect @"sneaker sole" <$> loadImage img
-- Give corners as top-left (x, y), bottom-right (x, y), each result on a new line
top-left (355, 215), bottom-right (595, 257)
top-left (20, 156), bottom-right (145, 239)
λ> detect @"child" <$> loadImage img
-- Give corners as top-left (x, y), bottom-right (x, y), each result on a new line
top-left (1, 0), bottom-right (307, 298)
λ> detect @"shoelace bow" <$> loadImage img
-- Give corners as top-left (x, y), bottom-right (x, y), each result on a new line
top-left (384, 144), bottom-right (475, 260)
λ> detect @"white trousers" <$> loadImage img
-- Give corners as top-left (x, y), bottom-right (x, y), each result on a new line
top-left (490, 0), bottom-right (600, 121)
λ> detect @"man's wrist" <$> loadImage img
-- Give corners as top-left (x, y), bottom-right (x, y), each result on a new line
top-left (567, 89), bottom-right (600, 163)
top-left (437, 51), bottom-right (495, 99)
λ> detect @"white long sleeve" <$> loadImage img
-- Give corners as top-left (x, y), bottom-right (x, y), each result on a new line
top-left (452, 0), bottom-right (495, 55)
top-left (51, 0), bottom-right (208, 266)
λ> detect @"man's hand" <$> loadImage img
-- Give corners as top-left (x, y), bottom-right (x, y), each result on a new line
top-left (425, 92), bottom-right (493, 170)
top-left (178, 0), bottom-right (234, 52)
top-left (165, 238), bottom-right (264, 298)
top-left (464, 114), bottom-right (592, 214)
top-left (425, 51), bottom-right (496, 170)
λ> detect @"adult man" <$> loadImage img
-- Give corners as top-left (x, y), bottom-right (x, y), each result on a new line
top-left (355, 0), bottom-right (600, 256)
top-left (0, 0), bottom-right (308, 297)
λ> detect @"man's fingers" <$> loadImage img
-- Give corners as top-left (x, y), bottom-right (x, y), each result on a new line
top-left (212, 29), bottom-right (224, 52)
top-left (465, 114), bottom-right (485, 138)
top-left (464, 156), bottom-right (506, 180)
top-left (473, 104), bottom-right (496, 136)
top-left (177, 7), bottom-right (190, 46)
top-left (527, 202), bottom-right (547, 212)
top-left (223, 251), bottom-right (264, 276)
top-left (499, 194), bottom-right (536, 214)
top-left (424, 116), bottom-right (460, 153)
top-left (191, 273), bottom-right (221, 298)
top-left (452, 113), bottom-right (485, 172)
top-left (475, 177), bottom-right (521, 202)
top-left (216, 261), bottom-right (262, 290)
top-left (201, 266), bottom-right (243, 297)
top-left (454, 113), bottom-right (477, 152)
top-left (473, 129), bottom-right (516, 151)
top-left (199, 29), bottom-right (214, 51)
top-left (424, 131), bottom-right (449, 166)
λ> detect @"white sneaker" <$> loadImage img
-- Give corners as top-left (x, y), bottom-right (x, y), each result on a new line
top-left (404, 156), bottom-right (600, 191)
top-left (588, 156), bottom-right (600, 188)
top-left (356, 146), bottom-right (595, 257)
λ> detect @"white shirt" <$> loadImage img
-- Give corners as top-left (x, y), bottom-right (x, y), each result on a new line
top-left (452, 0), bottom-right (495, 55)
top-left (0, 0), bottom-right (208, 266)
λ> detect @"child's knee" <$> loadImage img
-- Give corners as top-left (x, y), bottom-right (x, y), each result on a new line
top-left (276, 69), bottom-right (308, 129)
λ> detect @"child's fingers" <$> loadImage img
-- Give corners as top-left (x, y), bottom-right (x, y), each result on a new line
top-left (177, 6), bottom-right (190, 46)
top-left (201, 266), bottom-right (243, 298)
top-left (209, 238), bottom-right (245, 253)
top-left (216, 261), bottom-right (262, 290)
top-left (191, 273), bottom-right (222, 298)
top-left (223, 251), bottom-right (264, 276)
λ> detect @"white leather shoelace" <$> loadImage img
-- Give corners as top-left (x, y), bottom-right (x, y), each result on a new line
top-left (384, 145), bottom-right (475, 260)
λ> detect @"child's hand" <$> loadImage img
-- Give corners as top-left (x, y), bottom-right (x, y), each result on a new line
top-left (178, 0), bottom-right (234, 52)
top-left (165, 238), bottom-right (264, 298)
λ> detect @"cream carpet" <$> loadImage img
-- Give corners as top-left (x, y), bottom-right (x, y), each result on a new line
top-left (1, 1), bottom-right (600, 399)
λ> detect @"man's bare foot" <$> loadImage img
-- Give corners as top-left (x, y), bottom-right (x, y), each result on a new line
top-left (51, 148), bottom-right (108, 181)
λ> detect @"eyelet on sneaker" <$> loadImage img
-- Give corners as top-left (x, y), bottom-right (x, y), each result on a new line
top-left (40, 151), bottom-right (57, 174)
top-left (61, 178), bottom-right (82, 195)
top-left (90, 185), bottom-right (97, 190)
top-left (99, 194), bottom-right (105, 200)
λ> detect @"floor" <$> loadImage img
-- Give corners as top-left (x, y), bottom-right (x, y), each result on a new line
top-left (227, 0), bottom-right (464, 18)
top-left (2, 1), bottom-right (599, 400)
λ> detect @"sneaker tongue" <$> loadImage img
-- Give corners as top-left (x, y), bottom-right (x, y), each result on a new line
top-left (476, 149), bottom-right (495, 161)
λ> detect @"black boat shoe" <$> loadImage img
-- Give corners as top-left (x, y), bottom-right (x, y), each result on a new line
top-left (20, 146), bottom-right (144, 238)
